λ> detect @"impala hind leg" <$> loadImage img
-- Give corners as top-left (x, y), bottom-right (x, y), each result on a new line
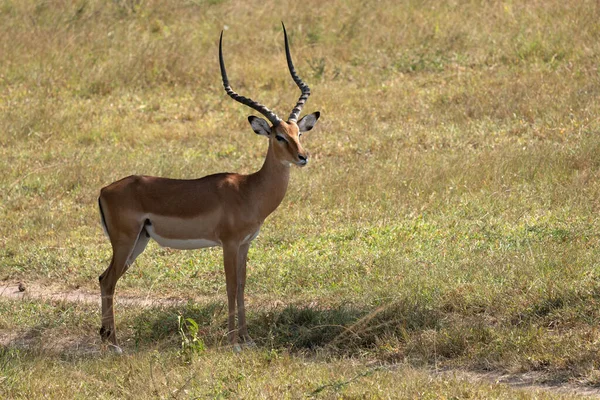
top-left (99, 228), bottom-right (148, 351)
top-left (99, 254), bottom-right (128, 350)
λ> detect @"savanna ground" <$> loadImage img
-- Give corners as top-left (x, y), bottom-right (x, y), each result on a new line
top-left (1, 0), bottom-right (600, 398)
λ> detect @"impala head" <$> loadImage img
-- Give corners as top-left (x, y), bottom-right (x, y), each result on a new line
top-left (220, 23), bottom-right (321, 167)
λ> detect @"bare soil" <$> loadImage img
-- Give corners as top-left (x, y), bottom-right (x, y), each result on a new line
top-left (0, 281), bottom-right (190, 307)
top-left (435, 369), bottom-right (600, 399)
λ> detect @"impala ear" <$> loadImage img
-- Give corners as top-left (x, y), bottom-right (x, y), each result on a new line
top-left (297, 111), bottom-right (320, 133)
top-left (248, 116), bottom-right (271, 136)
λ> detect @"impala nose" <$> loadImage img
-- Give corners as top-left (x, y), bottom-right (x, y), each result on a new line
top-left (298, 154), bottom-right (308, 166)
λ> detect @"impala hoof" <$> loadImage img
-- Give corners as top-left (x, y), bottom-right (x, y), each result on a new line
top-left (108, 344), bottom-right (123, 354)
top-left (232, 343), bottom-right (242, 353)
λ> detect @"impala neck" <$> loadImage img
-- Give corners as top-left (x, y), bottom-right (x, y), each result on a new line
top-left (250, 140), bottom-right (290, 219)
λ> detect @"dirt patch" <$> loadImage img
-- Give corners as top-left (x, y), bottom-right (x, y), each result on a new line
top-left (0, 330), bottom-right (101, 357)
top-left (0, 281), bottom-right (190, 307)
top-left (435, 369), bottom-right (600, 399)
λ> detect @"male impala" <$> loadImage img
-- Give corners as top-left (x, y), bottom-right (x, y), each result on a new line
top-left (98, 24), bottom-right (320, 352)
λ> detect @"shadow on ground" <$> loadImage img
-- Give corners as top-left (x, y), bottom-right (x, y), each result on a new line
top-left (124, 299), bottom-right (442, 355)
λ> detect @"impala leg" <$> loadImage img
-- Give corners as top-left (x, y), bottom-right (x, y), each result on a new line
top-left (99, 254), bottom-right (127, 348)
top-left (99, 230), bottom-right (146, 350)
top-left (237, 243), bottom-right (253, 346)
top-left (222, 242), bottom-right (240, 349)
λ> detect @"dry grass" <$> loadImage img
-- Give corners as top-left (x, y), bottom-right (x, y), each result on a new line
top-left (1, 0), bottom-right (600, 398)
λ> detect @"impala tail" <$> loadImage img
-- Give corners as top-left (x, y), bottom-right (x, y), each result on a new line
top-left (98, 197), bottom-right (109, 238)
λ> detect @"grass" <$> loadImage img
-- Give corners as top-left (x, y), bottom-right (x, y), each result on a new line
top-left (0, 299), bottom-right (589, 399)
top-left (1, 343), bottom-right (563, 399)
top-left (1, 0), bottom-right (600, 398)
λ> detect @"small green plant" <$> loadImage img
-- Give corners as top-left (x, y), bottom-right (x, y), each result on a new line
top-left (177, 315), bottom-right (205, 360)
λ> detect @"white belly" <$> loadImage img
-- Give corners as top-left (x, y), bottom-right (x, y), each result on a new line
top-left (146, 224), bottom-right (220, 250)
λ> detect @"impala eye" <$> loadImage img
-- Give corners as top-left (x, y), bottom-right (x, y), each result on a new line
top-left (276, 135), bottom-right (287, 143)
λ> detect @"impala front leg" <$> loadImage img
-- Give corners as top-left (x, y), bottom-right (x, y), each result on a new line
top-left (222, 242), bottom-right (240, 350)
top-left (237, 242), bottom-right (254, 346)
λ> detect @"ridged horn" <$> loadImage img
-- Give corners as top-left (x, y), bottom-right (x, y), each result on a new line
top-left (219, 31), bottom-right (282, 126)
top-left (282, 22), bottom-right (311, 123)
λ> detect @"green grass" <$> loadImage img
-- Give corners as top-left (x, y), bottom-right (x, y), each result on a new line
top-left (1, 0), bottom-right (600, 397)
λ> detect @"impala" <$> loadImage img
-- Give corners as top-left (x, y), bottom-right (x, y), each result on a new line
top-left (97, 23), bottom-right (320, 352)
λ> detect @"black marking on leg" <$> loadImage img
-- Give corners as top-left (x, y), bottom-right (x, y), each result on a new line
top-left (144, 219), bottom-right (152, 237)
top-left (99, 326), bottom-right (111, 341)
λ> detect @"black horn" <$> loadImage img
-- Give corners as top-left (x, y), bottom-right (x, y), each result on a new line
top-left (219, 31), bottom-right (282, 126)
top-left (282, 22), bottom-right (311, 123)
